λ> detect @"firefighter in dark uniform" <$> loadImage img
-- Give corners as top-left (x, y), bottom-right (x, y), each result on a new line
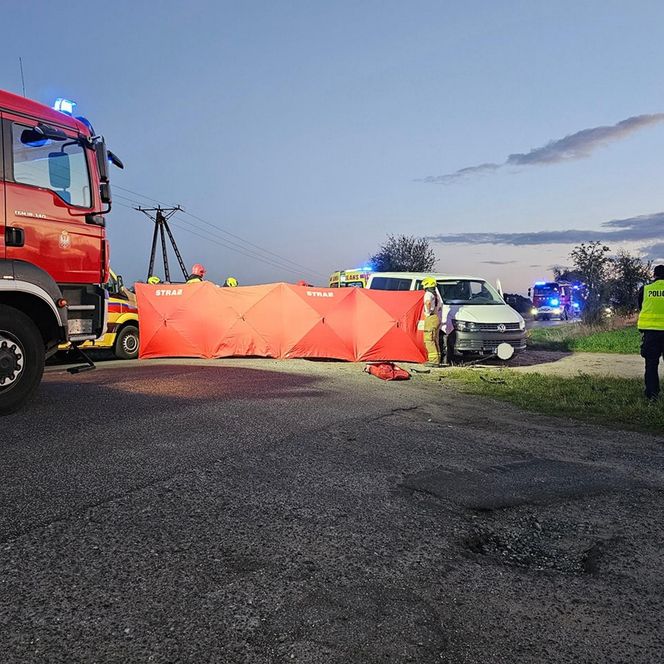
top-left (637, 264), bottom-right (664, 401)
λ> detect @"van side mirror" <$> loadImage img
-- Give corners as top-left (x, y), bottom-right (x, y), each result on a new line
top-left (527, 288), bottom-right (532, 297)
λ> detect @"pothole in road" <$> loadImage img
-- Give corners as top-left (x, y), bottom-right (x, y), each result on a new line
top-left (260, 582), bottom-right (447, 662)
top-left (462, 517), bottom-right (615, 576)
top-left (401, 458), bottom-right (648, 511)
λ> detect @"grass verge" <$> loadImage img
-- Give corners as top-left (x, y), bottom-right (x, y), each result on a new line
top-left (528, 323), bottom-right (640, 353)
top-left (440, 369), bottom-right (663, 434)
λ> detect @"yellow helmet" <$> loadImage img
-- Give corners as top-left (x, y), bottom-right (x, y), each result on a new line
top-left (147, 275), bottom-right (161, 284)
top-left (225, 277), bottom-right (238, 287)
top-left (422, 277), bottom-right (437, 289)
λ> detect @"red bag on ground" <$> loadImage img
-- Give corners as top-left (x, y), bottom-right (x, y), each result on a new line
top-left (364, 362), bottom-right (411, 381)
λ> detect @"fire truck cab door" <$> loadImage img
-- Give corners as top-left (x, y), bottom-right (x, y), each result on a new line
top-left (1, 113), bottom-right (102, 285)
top-left (0, 117), bottom-right (5, 260)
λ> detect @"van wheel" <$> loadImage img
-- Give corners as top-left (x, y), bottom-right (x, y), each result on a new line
top-left (114, 325), bottom-right (139, 360)
top-left (0, 305), bottom-right (45, 416)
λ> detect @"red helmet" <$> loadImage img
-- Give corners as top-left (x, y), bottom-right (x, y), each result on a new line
top-left (191, 263), bottom-right (206, 277)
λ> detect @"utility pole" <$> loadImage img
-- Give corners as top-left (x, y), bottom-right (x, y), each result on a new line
top-left (136, 206), bottom-right (189, 282)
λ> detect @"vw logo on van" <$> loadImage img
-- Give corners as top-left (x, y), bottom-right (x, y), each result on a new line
top-left (497, 323), bottom-right (507, 333)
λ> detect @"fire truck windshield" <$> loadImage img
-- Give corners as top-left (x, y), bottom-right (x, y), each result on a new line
top-left (533, 284), bottom-right (559, 296)
top-left (12, 124), bottom-right (92, 207)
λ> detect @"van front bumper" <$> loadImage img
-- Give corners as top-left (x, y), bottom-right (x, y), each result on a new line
top-left (453, 330), bottom-right (527, 355)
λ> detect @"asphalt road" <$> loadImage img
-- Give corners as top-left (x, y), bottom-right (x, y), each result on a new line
top-left (525, 317), bottom-right (579, 329)
top-left (1, 358), bottom-right (663, 663)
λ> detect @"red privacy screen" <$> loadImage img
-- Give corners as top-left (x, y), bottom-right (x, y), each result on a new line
top-left (136, 282), bottom-right (426, 363)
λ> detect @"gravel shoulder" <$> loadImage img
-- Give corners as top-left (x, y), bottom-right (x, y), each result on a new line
top-left (507, 350), bottom-right (644, 378)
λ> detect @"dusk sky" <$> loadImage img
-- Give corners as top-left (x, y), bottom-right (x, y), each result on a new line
top-left (2, 1), bottom-right (664, 293)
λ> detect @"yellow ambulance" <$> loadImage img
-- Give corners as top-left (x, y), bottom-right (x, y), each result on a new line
top-left (62, 270), bottom-right (139, 360)
top-left (328, 269), bottom-right (372, 288)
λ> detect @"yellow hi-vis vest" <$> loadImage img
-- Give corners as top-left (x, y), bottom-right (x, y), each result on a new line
top-left (638, 279), bottom-right (664, 330)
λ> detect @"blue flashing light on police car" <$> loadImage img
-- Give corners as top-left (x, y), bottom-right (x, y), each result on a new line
top-left (53, 98), bottom-right (77, 115)
top-left (550, 298), bottom-right (560, 306)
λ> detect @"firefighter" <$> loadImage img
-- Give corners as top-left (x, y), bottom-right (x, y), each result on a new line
top-left (187, 263), bottom-right (206, 283)
top-left (224, 277), bottom-right (238, 287)
top-left (422, 276), bottom-right (443, 367)
top-left (637, 264), bottom-right (664, 401)
top-left (147, 275), bottom-right (161, 285)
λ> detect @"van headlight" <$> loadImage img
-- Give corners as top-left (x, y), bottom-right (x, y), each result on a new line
top-left (454, 320), bottom-right (477, 332)
top-left (519, 319), bottom-right (526, 330)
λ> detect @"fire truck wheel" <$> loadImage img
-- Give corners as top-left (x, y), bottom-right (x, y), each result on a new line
top-left (0, 305), bottom-right (45, 416)
top-left (114, 325), bottom-right (139, 360)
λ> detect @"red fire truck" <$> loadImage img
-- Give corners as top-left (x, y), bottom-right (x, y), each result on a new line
top-left (528, 280), bottom-right (582, 321)
top-left (0, 90), bottom-right (122, 414)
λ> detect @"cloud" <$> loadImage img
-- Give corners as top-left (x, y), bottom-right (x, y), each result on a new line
top-left (643, 242), bottom-right (664, 262)
top-left (428, 211), bottom-right (664, 247)
top-left (420, 114), bottom-right (664, 183)
top-left (418, 163), bottom-right (500, 184)
top-left (480, 260), bottom-right (517, 265)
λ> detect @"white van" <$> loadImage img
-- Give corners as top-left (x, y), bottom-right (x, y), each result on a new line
top-left (367, 272), bottom-right (526, 361)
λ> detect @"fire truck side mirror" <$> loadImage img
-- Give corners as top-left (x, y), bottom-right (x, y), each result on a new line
top-left (100, 182), bottom-right (112, 205)
top-left (94, 140), bottom-right (110, 183)
top-left (35, 122), bottom-right (67, 141)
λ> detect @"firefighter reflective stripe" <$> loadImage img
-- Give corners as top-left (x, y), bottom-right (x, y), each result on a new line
top-left (638, 280), bottom-right (664, 330)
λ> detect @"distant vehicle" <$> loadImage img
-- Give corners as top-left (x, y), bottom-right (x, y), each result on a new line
top-left (504, 293), bottom-right (533, 315)
top-left (329, 268), bottom-right (372, 288)
top-left (83, 270), bottom-right (139, 359)
top-left (367, 272), bottom-right (526, 362)
top-left (528, 281), bottom-right (583, 320)
top-left (58, 270), bottom-right (139, 359)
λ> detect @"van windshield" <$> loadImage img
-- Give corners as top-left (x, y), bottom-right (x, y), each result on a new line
top-left (437, 280), bottom-right (504, 305)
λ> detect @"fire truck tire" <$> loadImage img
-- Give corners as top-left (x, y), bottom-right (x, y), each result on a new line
top-left (0, 305), bottom-right (45, 416)
top-left (114, 325), bottom-right (139, 360)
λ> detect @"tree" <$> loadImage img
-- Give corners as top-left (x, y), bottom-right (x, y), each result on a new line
top-left (569, 241), bottom-right (611, 324)
top-left (608, 249), bottom-right (652, 315)
top-left (552, 266), bottom-right (584, 283)
top-left (370, 235), bottom-right (437, 272)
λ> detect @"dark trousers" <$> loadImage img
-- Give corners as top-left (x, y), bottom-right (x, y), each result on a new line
top-left (641, 330), bottom-right (664, 398)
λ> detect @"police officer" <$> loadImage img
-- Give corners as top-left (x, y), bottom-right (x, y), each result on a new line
top-left (637, 264), bottom-right (664, 401)
top-left (187, 263), bottom-right (206, 283)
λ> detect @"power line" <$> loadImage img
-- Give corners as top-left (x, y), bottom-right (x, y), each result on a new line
top-left (113, 200), bottom-right (317, 279)
top-left (113, 184), bottom-right (326, 279)
top-left (169, 221), bottom-right (314, 278)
